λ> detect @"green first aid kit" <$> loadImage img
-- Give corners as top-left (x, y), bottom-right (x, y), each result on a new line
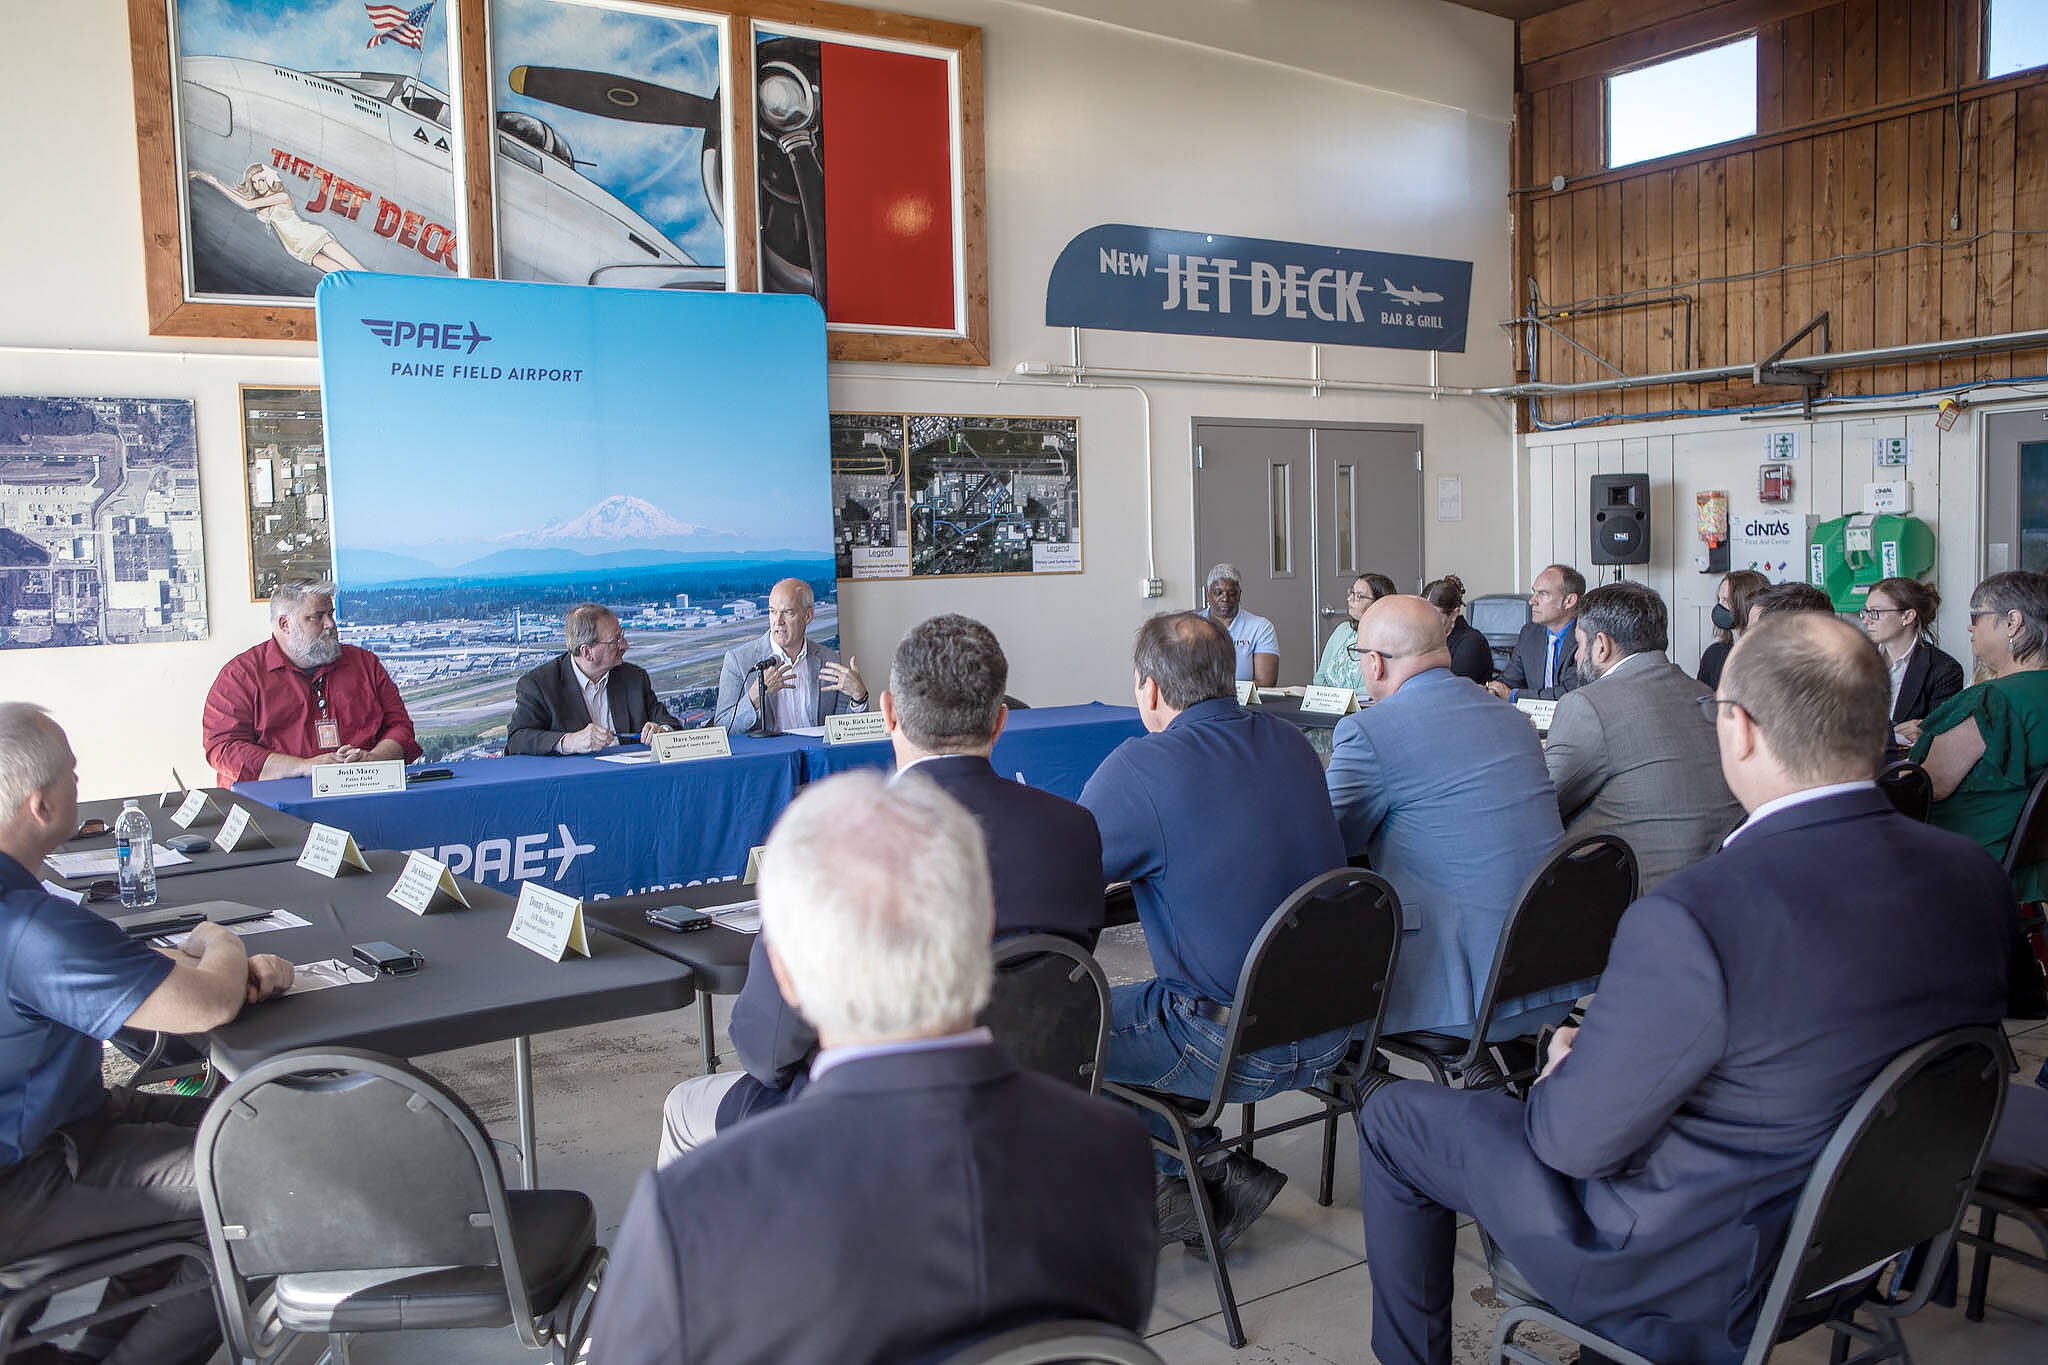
top-left (1809, 513), bottom-right (1936, 613)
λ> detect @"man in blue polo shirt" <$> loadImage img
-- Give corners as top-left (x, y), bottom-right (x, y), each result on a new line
top-left (0, 704), bottom-right (294, 1365)
top-left (1081, 612), bottom-right (1349, 1254)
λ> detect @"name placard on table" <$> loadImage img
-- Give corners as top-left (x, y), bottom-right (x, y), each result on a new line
top-left (508, 882), bottom-right (590, 962)
top-left (170, 788), bottom-right (221, 829)
top-left (1235, 680), bottom-right (1260, 705)
top-left (825, 712), bottom-right (890, 745)
top-left (1515, 697), bottom-right (1558, 731)
top-left (387, 851), bottom-right (470, 914)
top-left (652, 728), bottom-right (731, 763)
top-left (297, 822), bottom-right (371, 878)
top-left (310, 761), bottom-right (407, 798)
top-left (1299, 685), bottom-right (1360, 717)
top-left (214, 805), bottom-right (273, 853)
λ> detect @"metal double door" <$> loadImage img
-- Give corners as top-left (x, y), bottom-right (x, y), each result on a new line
top-left (1192, 420), bottom-right (1424, 678)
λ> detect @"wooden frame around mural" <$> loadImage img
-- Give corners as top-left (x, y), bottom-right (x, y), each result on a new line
top-left (128, 0), bottom-right (987, 364)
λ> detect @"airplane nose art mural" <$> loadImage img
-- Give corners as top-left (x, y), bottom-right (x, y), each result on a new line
top-left (173, 0), bottom-right (728, 304)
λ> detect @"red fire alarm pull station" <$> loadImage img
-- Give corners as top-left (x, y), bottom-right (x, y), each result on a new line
top-left (1759, 463), bottom-right (1794, 504)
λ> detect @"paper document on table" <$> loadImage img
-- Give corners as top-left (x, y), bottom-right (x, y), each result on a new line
top-left (285, 958), bottom-right (375, 994)
top-left (40, 879), bottom-right (86, 905)
top-left (593, 751), bottom-right (656, 765)
top-left (161, 908), bottom-right (311, 947)
top-left (780, 725), bottom-right (827, 738)
top-left (710, 900), bottom-right (763, 934)
top-left (45, 846), bottom-right (191, 878)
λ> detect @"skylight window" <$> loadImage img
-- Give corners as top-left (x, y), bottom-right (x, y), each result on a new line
top-left (1989, 2), bottom-right (2048, 79)
top-left (1607, 36), bottom-right (1759, 170)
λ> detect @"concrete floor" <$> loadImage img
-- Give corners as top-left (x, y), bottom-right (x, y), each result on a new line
top-left (89, 925), bottom-right (2048, 1362)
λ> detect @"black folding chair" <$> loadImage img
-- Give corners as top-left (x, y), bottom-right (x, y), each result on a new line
top-left (1103, 867), bottom-right (1403, 1348)
top-left (1876, 761), bottom-right (1933, 823)
top-left (1959, 1104), bottom-right (2048, 1323)
top-left (1380, 834), bottom-right (1638, 1094)
top-left (938, 1318), bottom-right (1165, 1364)
top-left (1490, 1026), bottom-right (2008, 1365)
top-left (194, 1048), bottom-right (605, 1365)
top-left (983, 935), bottom-right (1110, 1094)
top-left (2003, 768), bottom-right (2048, 944)
top-left (0, 1224), bottom-right (215, 1363)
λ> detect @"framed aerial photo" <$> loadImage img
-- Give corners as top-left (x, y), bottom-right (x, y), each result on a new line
top-left (238, 386), bottom-right (333, 599)
top-left (128, 0), bottom-right (987, 363)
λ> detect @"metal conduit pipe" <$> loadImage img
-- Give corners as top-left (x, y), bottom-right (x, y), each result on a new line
top-left (1018, 325), bottom-right (2048, 402)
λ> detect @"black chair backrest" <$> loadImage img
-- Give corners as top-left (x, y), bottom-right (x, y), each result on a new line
top-left (1876, 761), bottom-right (1933, 823)
top-left (1223, 868), bottom-right (1402, 1061)
top-left (1744, 1027), bottom-right (2007, 1362)
top-left (937, 1318), bottom-right (1165, 1364)
top-left (195, 1048), bottom-right (515, 1280)
top-left (1002, 694), bottom-right (1032, 711)
top-left (1471, 834), bottom-right (1639, 1044)
top-left (983, 935), bottom-right (1109, 1093)
top-left (2004, 766), bottom-right (2048, 876)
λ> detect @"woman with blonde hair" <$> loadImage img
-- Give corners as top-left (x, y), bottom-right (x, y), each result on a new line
top-left (189, 164), bottom-right (366, 275)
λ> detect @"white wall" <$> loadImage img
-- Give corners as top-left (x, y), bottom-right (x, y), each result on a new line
top-left (1523, 405), bottom-right (2001, 676)
top-left (0, 0), bottom-right (1519, 799)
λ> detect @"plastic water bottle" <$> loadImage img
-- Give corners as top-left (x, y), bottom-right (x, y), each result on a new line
top-left (114, 799), bottom-right (157, 908)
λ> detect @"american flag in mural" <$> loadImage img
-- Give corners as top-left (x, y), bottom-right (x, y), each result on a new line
top-left (364, 2), bottom-right (435, 50)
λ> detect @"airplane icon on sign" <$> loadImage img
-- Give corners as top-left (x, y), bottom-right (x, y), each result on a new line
top-left (1383, 279), bottom-right (1445, 307)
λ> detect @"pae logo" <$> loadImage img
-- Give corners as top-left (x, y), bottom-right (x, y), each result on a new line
top-left (362, 318), bottom-right (494, 354)
top-left (420, 822), bottom-right (593, 886)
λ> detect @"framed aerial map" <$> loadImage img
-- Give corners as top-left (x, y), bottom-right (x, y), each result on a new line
top-left (239, 386), bottom-right (333, 599)
top-left (0, 397), bottom-right (209, 648)
top-left (831, 412), bottom-right (1081, 580)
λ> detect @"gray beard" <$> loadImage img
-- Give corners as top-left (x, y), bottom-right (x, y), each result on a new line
top-left (283, 633), bottom-right (342, 668)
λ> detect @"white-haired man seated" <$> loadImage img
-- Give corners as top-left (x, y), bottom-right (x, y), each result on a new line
top-left (713, 578), bottom-right (867, 735)
top-left (0, 704), bottom-right (294, 1364)
top-left (203, 578), bottom-right (420, 786)
top-left (590, 771), bottom-right (1156, 1365)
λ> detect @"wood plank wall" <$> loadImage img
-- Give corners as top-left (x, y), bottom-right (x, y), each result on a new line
top-left (1513, 0), bottom-right (2048, 428)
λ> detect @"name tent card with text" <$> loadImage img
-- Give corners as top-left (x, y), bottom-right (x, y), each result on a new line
top-left (214, 805), bottom-right (273, 853)
top-left (825, 713), bottom-right (890, 745)
top-left (508, 882), bottom-right (590, 962)
top-left (1235, 680), bottom-right (1259, 705)
top-left (170, 789), bottom-right (220, 829)
top-left (298, 823), bottom-right (371, 878)
top-left (387, 851), bottom-right (470, 914)
top-left (1515, 697), bottom-right (1559, 731)
top-left (310, 761), bottom-right (406, 797)
top-left (1300, 685), bottom-right (1359, 717)
top-left (744, 845), bottom-right (767, 885)
top-left (652, 728), bottom-right (732, 763)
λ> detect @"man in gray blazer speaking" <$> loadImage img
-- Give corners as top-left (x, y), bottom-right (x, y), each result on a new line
top-left (714, 578), bottom-right (868, 734)
top-left (1544, 581), bottom-right (1743, 890)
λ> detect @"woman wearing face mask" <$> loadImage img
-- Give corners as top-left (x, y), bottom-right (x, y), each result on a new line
top-left (1695, 570), bottom-right (1769, 689)
top-left (1859, 576), bottom-right (1964, 747)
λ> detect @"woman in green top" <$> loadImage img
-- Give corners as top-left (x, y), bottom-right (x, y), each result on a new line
top-left (1910, 570), bottom-right (2048, 898)
top-left (1312, 572), bottom-right (1397, 690)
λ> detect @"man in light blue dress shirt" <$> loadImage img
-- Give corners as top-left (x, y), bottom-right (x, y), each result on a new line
top-left (1202, 563), bottom-right (1280, 685)
top-left (1327, 596), bottom-right (1566, 1038)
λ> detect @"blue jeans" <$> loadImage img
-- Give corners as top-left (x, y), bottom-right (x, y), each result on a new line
top-left (1105, 977), bottom-right (1355, 1174)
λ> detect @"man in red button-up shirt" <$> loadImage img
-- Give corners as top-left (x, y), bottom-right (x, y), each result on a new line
top-left (202, 580), bottom-right (422, 786)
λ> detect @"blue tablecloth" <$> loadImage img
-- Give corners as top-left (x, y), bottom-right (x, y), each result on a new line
top-left (236, 703), bottom-right (1143, 900)
top-left (236, 746), bottom-right (804, 900)
top-left (800, 702), bottom-right (1143, 796)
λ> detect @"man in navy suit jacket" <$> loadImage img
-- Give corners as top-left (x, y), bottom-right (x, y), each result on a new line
top-left (1356, 613), bottom-right (2017, 1365)
top-left (1081, 612), bottom-right (1351, 1252)
top-left (1486, 563), bottom-right (1586, 702)
top-left (594, 772), bottom-right (1154, 1365)
top-left (658, 614), bottom-right (1105, 1159)
top-left (504, 604), bottom-right (681, 755)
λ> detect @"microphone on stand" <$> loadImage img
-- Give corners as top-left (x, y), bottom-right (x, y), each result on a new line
top-left (749, 657), bottom-right (780, 738)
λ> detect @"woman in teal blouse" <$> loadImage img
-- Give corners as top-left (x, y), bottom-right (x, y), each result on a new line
top-left (1312, 573), bottom-right (1396, 690)
top-left (1911, 570), bottom-right (2048, 899)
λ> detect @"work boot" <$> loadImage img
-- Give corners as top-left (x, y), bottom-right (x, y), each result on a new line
top-left (1154, 1172), bottom-right (1201, 1246)
top-left (1185, 1151), bottom-right (1286, 1258)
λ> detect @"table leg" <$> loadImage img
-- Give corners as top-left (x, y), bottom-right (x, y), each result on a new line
top-left (514, 1035), bottom-right (537, 1189)
top-left (699, 993), bottom-right (718, 1075)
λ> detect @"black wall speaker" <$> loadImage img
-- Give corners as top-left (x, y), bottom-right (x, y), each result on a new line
top-left (1589, 473), bottom-right (1650, 565)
